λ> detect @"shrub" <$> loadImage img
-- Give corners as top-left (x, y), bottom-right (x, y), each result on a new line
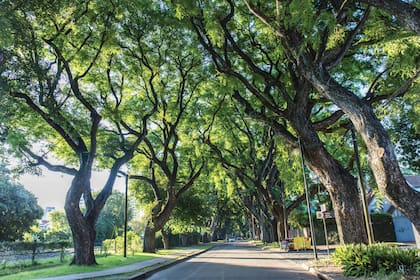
top-left (371, 212), bottom-right (396, 242)
top-left (102, 231), bottom-right (142, 255)
top-left (332, 243), bottom-right (420, 277)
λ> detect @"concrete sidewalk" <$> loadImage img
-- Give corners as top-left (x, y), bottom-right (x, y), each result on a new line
top-left (273, 249), bottom-right (346, 280)
top-left (34, 248), bottom-right (207, 280)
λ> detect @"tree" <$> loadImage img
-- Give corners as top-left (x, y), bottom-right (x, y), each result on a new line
top-left (173, 0), bottom-right (419, 241)
top-left (46, 210), bottom-right (72, 241)
top-left (385, 100), bottom-right (419, 174)
top-left (184, 1), bottom-right (367, 244)
top-left (0, 0), bottom-right (156, 264)
top-left (123, 2), bottom-right (210, 252)
top-left (0, 165), bottom-right (43, 241)
top-left (205, 103), bottom-right (324, 242)
top-left (238, 0), bottom-right (420, 231)
top-left (95, 191), bottom-right (133, 244)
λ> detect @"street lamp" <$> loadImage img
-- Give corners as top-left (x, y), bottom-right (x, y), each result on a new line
top-left (350, 125), bottom-right (374, 245)
top-left (118, 170), bottom-right (129, 258)
top-left (298, 138), bottom-right (318, 259)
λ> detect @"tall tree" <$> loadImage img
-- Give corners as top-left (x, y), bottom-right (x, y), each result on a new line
top-left (124, 2), bottom-right (210, 252)
top-left (95, 191), bottom-right (133, 243)
top-left (206, 103), bottom-right (323, 242)
top-left (0, 164), bottom-right (43, 241)
top-left (237, 0), bottom-right (420, 230)
top-left (0, 0), bottom-right (156, 264)
top-left (46, 210), bottom-right (72, 241)
top-left (184, 2), bottom-right (367, 243)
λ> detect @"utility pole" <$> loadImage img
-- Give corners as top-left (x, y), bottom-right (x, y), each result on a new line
top-left (123, 173), bottom-right (129, 257)
top-left (298, 138), bottom-right (318, 259)
top-left (351, 126), bottom-right (374, 245)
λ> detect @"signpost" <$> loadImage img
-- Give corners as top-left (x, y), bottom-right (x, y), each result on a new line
top-left (317, 204), bottom-right (334, 256)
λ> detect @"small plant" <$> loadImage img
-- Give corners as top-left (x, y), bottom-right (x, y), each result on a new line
top-left (332, 243), bottom-right (420, 277)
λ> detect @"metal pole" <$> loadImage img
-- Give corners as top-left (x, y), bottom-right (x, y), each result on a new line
top-left (322, 214), bottom-right (330, 256)
top-left (281, 186), bottom-right (288, 240)
top-left (123, 173), bottom-right (128, 257)
top-left (298, 138), bottom-right (318, 259)
top-left (351, 127), bottom-right (374, 245)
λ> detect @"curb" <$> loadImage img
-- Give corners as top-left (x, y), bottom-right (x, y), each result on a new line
top-left (299, 262), bottom-right (334, 280)
top-left (127, 246), bottom-right (214, 280)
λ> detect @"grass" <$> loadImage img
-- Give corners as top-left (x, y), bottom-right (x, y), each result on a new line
top-left (0, 244), bottom-right (213, 280)
top-left (0, 254), bottom-right (156, 280)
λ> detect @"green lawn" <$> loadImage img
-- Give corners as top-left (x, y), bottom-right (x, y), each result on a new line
top-left (0, 245), bottom-right (212, 280)
top-left (0, 254), bottom-right (156, 280)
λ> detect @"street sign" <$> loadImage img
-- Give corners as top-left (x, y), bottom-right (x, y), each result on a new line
top-left (324, 211), bottom-right (334, 219)
top-left (316, 211), bottom-right (334, 219)
top-left (316, 211), bottom-right (323, 219)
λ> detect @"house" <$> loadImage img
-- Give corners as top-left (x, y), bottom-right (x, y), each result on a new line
top-left (368, 175), bottom-right (419, 244)
top-left (39, 206), bottom-right (55, 231)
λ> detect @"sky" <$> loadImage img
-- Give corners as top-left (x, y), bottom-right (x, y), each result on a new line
top-left (19, 167), bottom-right (126, 211)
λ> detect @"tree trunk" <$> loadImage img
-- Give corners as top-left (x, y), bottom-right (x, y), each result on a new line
top-left (70, 221), bottom-right (96, 265)
top-left (269, 218), bottom-right (279, 243)
top-left (210, 216), bottom-right (218, 241)
top-left (180, 234), bottom-right (188, 246)
top-left (289, 107), bottom-right (367, 244)
top-left (300, 59), bottom-right (420, 232)
top-left (303, 136), bottom-right (367, 244)
top-left (65, 176), bottom-right (97, 265)
top-left (161, 228), bottom-right (170, 249)
top-left (352, 107), bottom-right (420, 232)
top-left (143, 225), bottom-right (156, 253)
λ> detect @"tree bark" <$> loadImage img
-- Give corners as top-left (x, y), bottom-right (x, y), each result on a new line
top-left (143, 225), bottom-right (156, 253)
top-left (358, 0), bottom-right (420, 35)
top-left (299, 58), bottom-right (420, 233)
top-left (161, 228), bottom-right (170, 249)
top-left (65, 180), bottom-right (97, 265)
top-left (289, 109), bottom-right (368, 244)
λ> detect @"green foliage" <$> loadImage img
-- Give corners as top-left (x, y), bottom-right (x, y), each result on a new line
top-left (95, 191), bottom-right (133, 244)
top-left (0, 240), bottom-right (72, 266)
top-left (383, 100), bottom-right (420, 173)
top-left (168, 188), bottom-right (212, 234)
top-left (333, 243), bottom-right (420, 277)
top-left (0, 173), bottom-right (43, 241)
top-left (288, 205), bottom-right (310, 228)
top-left (102, 231), bottom-right (142, 255)
top-left (46, 210), bottom-right (71, 241)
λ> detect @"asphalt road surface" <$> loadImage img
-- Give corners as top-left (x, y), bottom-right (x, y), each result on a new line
top-left (147, 241), bottom-right (317, 280)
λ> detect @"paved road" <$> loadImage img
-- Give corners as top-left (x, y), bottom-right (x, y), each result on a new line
top-left (147, 242), bottom-right (317, 280)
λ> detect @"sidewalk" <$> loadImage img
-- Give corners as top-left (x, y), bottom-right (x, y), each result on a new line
top-left (34, 247), bottom-right (207, 280)
top-left (271, 248), bottom-right (349, 280)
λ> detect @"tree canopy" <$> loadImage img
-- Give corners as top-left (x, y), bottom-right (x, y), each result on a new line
top-left (0, 165), bottom-right (43, 241)
top-left (0, 0), bottom-right (418, 262)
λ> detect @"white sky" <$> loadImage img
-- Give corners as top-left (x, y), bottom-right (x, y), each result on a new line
top-left (19, 167), bottom-right (126, 210)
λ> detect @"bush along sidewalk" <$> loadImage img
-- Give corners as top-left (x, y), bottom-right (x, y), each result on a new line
top-left (0, 240), bottom-right (72, 265)
top-left (332, 243), bottom-right (420, 278)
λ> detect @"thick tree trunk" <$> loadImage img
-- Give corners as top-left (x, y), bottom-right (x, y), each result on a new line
top-left (180, 234), bottom-right (189, 246)
top-left (289, 108), bottom-right (367, 244)
top-left (352, 107), bottom-right (420, 232)
top-left (65, 176), bottom-right (97, 265)
top-left (70, 220), bottom-right (96, 265)
top-left (143, 225), bottom-right (156, 253)
top-left (303, 136), bottom-right (367, 244)
top-left (269, 219), bottom-right (279, 243)
top-left (257, 214), bottom-right (272, 242)
top-left (161, 228), bottom-right (170, 249)
top-left (210, 216), bottom-right (218, 241)
top-left (301, 60), bottom-right (420, 232)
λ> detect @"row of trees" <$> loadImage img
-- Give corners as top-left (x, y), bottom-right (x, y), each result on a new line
top-left (0, 0), bottom-right (418, 265)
